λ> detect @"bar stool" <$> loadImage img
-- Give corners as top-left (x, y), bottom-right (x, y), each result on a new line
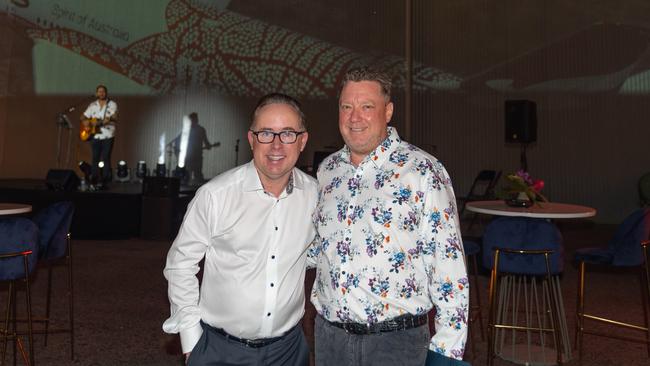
top-left (574, 208), bottom-right (650, 365)
top-left (0, 218), bottom-right (39, 366)
top-left (483, 217), bottom-right (567, 366)
top-left (31, 201), bottom-right (75, 360)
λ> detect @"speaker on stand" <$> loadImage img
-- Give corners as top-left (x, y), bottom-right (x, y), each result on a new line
top-left (45, 169), bottom-right (80, 191)
top-left (140, 177), bottom-right (181, 240)
top-left (505, 100), bottom-right (537, 172)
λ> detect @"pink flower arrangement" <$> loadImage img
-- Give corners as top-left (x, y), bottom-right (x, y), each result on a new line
top-left (504, 170), bottom-right (548, 204)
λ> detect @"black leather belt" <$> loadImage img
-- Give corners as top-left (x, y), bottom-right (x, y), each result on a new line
top-left (324, 313), bottom-right (428, 335)
top-left (209, 323), bottom-right (294, 348)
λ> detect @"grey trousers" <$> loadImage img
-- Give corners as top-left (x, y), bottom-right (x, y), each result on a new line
top-left (314, 315), bottom-right (430, 366)
top-left (187, 322), bottom-right (309, 366)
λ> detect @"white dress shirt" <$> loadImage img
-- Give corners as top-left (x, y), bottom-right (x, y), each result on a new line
top-left (82, 99), bottom-right (117, 139)
top-left (163, 161), bottom-right (318, 353)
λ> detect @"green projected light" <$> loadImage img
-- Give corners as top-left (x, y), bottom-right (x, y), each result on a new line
top-left (32, 41), bottom-right (153, 95)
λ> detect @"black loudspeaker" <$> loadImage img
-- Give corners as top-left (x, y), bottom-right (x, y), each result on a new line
top-left (45, 169), bottom-right (80, 191)
top-left (140, 196), bottom-right (176, 240)
top-left (142, 177), bottom-right (180, 197)
top-left (313, 151), bottom-right (332, 172)
top-left (505, 100), bottom-right (537, 143)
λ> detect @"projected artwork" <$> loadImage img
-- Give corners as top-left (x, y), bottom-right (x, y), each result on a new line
top-left (462, 23), bottom-right (650, 94)
top-left (4, 0), bottom-right (460, 97)
top-left (3, 0), bottom-right (650, 96)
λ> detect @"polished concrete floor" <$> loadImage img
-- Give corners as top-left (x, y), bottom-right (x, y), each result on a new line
top-left (2, 220), bottom-right (650, 365)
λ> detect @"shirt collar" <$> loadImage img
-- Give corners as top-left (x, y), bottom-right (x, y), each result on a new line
top-left (242, 160), bottom-right (301, 195)
top-left (342, 126), bottom-right (401, 168)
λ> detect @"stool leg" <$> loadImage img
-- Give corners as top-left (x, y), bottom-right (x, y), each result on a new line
top-left (470, 254), bottom-right (485, 340)
top-left (12, 282), bottom-right (17, 365)
top-left (1, 281), bottom-right (13, 365)
top-left (544, 253), bottom-right (563, 365)
top-left (486, 250), bottom-right (501, 366)
top-left (576, 261), bottom-right (586, 366)
top-left (640, 269), bottom-right (650, 357)
top-left (67, 235), bottom-right (75, 360)
top-left (642, 243), bottom-right (650, 357)
top-left (24, 256), bottom-right (34, 366)
top-left (44, 266), bottom-right (52, 347)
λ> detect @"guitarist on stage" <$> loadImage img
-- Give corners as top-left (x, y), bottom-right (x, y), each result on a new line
top-left (171, 112), bottom-right (219, 184)
top-left (80, 84), bottom-right (118, 187)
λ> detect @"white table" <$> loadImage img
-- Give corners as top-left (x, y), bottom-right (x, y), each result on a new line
top-left (465, 200), bottom-right (596, 219)
top-left (0, 203), bottom-right (32, 215)
top-left (466, 200), bottom-right (595, 365)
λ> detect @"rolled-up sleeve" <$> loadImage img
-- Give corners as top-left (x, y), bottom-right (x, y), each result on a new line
top-left (162, 187), bottom-right (214, 352)
top-left (107, 101), bottom-right (118, 118)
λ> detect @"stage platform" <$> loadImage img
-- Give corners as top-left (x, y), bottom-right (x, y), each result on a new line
top-left (0, 178), bottom-right (195, 240)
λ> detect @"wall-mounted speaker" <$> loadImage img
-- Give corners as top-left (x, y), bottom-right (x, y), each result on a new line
top-left (142, 177), bottom-right (180, 197)
top-left (505, 100), bottom-right (537, 143)
top-left (45, 169), bottom-right (80, 191)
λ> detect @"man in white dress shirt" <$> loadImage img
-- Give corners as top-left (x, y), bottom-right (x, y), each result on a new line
top-left (163, 93), bottom-right (318, 365)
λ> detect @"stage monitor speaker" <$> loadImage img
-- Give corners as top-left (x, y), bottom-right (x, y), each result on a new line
top-left (45, 169), bottom-right (80, 191)
top-left (505, 100), bottom-right (537, 143)
top-left (142, 177), bottom-right (180, 197)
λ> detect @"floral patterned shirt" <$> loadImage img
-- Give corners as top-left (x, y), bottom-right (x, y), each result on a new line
top-left (310, 127), bottom-right (468, 360)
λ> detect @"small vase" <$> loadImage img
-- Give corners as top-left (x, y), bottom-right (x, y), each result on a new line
top-left (505, 192), bottom-right (534, 208)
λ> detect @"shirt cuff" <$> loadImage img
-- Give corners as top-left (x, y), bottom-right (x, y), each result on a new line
top-left (425, 350), bottom-right (470, 366)
top-left (180, 323), bottom-right (203, 353)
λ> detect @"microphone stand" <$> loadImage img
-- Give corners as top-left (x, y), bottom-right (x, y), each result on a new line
top-left (55, 95), bottom-right (94, 168)
top-left (234, 139), bottom-right (240, 166)
top-left (165, 141), bottom-right (176, 178)
top-left (55, 106), bottom-right (75, 168)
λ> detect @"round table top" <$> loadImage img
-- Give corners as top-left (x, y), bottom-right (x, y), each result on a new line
top-left (0, 203), bottom-right (32, 215)
top-left (465, 200), bottom-right (596, 219)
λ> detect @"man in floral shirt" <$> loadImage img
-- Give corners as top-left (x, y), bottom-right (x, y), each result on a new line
top-left (310, 67), bottom-right (469, 366)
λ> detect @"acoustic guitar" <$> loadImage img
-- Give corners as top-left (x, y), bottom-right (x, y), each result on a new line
top-left (79, 118), bottom-right (104, 141)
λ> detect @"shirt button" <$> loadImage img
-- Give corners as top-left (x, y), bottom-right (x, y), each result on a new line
top-left (267, 312), bottom-right (271, 317)
top-left (275, 226), bottom-right (278, 231)
top-left (271, 255), bottom-right (276, 259)
top-left (270, 283), bottom-right (274, 287)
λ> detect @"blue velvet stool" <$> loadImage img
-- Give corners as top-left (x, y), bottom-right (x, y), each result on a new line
top-left (0, 217), bottom-right (39, 366)
top-left (31, 201), bottom-right (75, 360)
top-left (575, 208), bottom-right (650, 365)
top-left (483, 216), bottom-right (568, 366)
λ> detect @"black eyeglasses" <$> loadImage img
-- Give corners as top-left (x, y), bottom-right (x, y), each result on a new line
top-left (250, 130), bottom-right (305, 144)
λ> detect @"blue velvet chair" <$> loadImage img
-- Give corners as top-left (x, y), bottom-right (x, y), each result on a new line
top-left (0, 218), bottom-right (39, 366)
top-left (31, 201), bottom-right (75, 360)
top-left (483, 217), bottom-right (567, 366)
top-left (575, 208), bottom-right (650, 364)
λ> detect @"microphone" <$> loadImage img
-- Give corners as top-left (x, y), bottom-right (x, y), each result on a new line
top-left (235, 139), bottom-right (240, 152)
